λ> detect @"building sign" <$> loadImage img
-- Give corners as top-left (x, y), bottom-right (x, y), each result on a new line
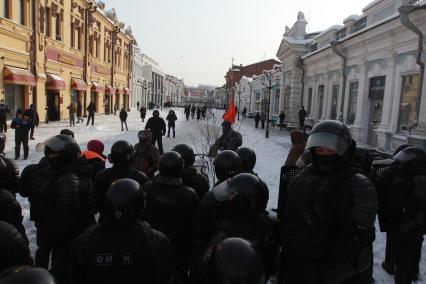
top-left (58, 54), bottom-right (76, 65)
top-left (92, 64), bottom-right (111, 75)
top-left (46, 48), bottom-right (84, 68)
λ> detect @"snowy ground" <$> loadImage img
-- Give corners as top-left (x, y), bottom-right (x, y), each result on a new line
top-left (3, 107), bottom-right (425, 283)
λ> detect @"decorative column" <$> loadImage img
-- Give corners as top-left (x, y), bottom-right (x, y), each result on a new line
top-left (351, 63), bottom-right (368, 143)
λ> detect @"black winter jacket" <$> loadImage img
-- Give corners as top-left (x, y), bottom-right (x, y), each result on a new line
top-left (119, 109), bottom-right (127, 121)
top-left (166, 113), bottom-right (177, 126)
top-left (72, 221), bottom-right (178, 284)
top-left (94, 165), bottom-right (149, 216)
top-left (145, 117), bottom-right (166, 138)
top-left (181, 167), bottom-right (209, 199)
top-left (0, 189), bottom-right (27, 238)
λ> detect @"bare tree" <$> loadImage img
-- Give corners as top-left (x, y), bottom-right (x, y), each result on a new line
top-left (191, 109), bottom-right (223, 155)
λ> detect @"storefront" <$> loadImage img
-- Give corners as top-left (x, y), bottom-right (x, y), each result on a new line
top-left (45, 74), bottom-right (66, 122)
top-left (3, 66), bottom-right (36, 120)
top-left (123, 87), bottom-right (130, 110)
top-left (115, 87), bottom-right (122, 109)
top-left (105, 85), bottom-right (114, 114)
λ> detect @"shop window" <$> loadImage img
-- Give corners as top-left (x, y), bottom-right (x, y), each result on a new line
top-left (2, 0), bottom-right (10, 19)
top-left (398, 74), bottom-right (420, 133)
top-left (4, 85), bottom-right (24, 120)
top-left (318, 85), bottom-right (325, 118)
top-left (347, 82), bottom-right (359, 125)
top-left (307, 88), bottom-right (313, 114)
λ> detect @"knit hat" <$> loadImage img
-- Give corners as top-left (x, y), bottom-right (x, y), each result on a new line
top-left (87, 139), bottom-right (104, 155)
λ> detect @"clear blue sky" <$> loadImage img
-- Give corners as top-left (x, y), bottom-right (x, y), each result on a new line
top-left (103, 0), bottom-right (372, 86)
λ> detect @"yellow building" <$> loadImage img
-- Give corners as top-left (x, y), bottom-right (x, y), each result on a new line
top-left (0, 0), bottom-right (134, 122)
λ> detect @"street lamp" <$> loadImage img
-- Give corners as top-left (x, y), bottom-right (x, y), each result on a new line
top-left (261, 71), bottom-right (280, 138)
top-left (235, 84), bottom-right (245, 121)
top-left (142, 80), bottom-right (150, 107)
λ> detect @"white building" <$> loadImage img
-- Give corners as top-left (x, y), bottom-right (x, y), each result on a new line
top-left (141, 54), bottom-right (165, 107)
top-left (165, 75), bottom-right (185, 106)
top-left (276, 0), bottom-right (426, 151)
top-left (131, 47), bottom-right (144, 108)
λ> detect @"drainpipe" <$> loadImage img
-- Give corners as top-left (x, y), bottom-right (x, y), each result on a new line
top-left (296, 57), bottom-right (305, 106)
top-left (331, 40), bottom-right (347, 122)
top-left (31, 0), bottom-right (37, 107)
top-left (399, 3), bottom-right (424, 133)
top-left (85, 3), bottom-right (97, 117)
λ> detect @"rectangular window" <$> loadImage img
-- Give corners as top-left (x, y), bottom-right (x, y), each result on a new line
top-left (274, 89), bottom-right (280, 114)
top-left (398, 74), bottom-right (420, 133)
top-left (18, 0), bottom-right (25, 25)
top-left (96, 36), bottom-right (100, 57)
top-left (330, 85), bottom-right (339, 120)
top-left (55, 14), bottom-right (61, 41)
top-left (318, 85), bottom-right (325, 119)
top-left (3, 0), bottom-right (10, 19)
top-left (70, 22), bottom-right (75, 47)
top-left (347, 82), bottom-right (359, 125)
top-left (45, 8), bottom-right (50, 36)
top-left (353, 17), bottom-right (367, 32)
top-left (307, 88), bottom-right (313, 114)
top-left (77, 26), bottom-right (81, 50)
top-left (5, 85), bottom-right (24, 120)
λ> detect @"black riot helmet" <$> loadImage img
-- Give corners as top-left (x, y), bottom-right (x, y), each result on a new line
top-left (172, 144), bottom-right (195, 168)
top-left (104, 179), bottom-right (145, 226)
top-left (206, 238), bottom-right (265, 284)
top-left (214, 150), bottom-right (242, 182)
top-left (0, 133), bottom-right (6, 153)
top-left (393, 146), bottom-right (426, 171)
top-left (213, 173), bottom-right (269, 213)
top-left (236, 147), bottom-right (256, 172)
top-left (44, 135), bottom-right (81, 168)
top-left (0, 266), bottom-right (56, 284)
top-left (0, 221), bottom-right (31, 272)
top-left (159, 151), bottom-right (184, 178)
top-left (108, 140), bottom-right (134, 165)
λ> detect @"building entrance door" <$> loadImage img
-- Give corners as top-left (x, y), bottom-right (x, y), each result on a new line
top-left (367, 76), bottom-right (385, 147)
top-left (46, 91), bottom-right (60, 121)
top-left (104, 94), bottom-right (111, 114)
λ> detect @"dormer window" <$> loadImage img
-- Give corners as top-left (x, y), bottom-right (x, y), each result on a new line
top-left (337, 28), bottom-right (347, 39)
top-left (310, 42), bottom-right (317, 52)
top-left (353, 17), bottom-right (367, 32)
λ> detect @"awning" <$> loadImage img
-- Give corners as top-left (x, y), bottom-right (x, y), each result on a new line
top-left (71, 78), bottom-right (88, 91)
top-left (115, 87), bottom-right (122, 95)
top-left (46, 73), bottom-right (66, 90)
top-left (123, 87), bottom-right (130, 94)
top-left (91, 82), bottom-right (104, 93)
top-left (3, 66), bottom-right (36, 86)
top-left (105, 85), bottom-right (115, 95)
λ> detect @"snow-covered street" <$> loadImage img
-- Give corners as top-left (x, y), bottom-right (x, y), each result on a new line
top-left (3, 107), bottom-right (425, 283)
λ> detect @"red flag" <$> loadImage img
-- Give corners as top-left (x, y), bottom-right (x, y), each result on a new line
top-left (223, 99), bottom-right (237, 124)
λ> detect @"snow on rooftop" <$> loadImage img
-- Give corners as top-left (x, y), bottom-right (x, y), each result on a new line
top-left (343, 14), bottom-right (360, 23)
top-left (314, 25), bottom-right (341, 40)
top-left (362, 0), bottom-right (386, 12)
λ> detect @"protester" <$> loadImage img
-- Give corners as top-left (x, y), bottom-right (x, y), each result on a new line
top-left (119, 107), bottom-right (128, 131)
top-left (10, 109), bottom-right (30, 160)
top-left (279, 111), bottom-right (285, 130)
top-left (67, 103), bottom-right (76, 127)
top-left (0, 99), bottom-right (9, 133)
top-left (254, 112), bottom-right (260, 129)
top-left (145, 110), bottom-right (166, 154)
top-left (25, 104), bottom-right (39, 140)
top-left (81, 139), bottom-right (106, 181)
top-left (166, 109), bottom-right (177, 138)
top-left (140, 106), bottom-right (147, 122)
top-left (86, 101), bottom-right (96, 126)
top-left (298, 105), bottom-right (307, 129)
top-left (132, 130), bottom-right (161, 179)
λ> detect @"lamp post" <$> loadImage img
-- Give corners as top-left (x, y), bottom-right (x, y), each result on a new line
top-left (261, 71), bottom-right (280, 138)
top-left (235, 84), bottom-right (245, 121)
top-left (142, 80), bottom-right (150, 107)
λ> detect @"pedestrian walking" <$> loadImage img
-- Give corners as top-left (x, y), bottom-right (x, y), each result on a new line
top-left (279, 110), bottom-right (285, 130)
top-left (298, 105), bottom-right (307, 129)
top-left (166, 109), bottom-right (177, 138)
top-left (261, 112), bottom-right (266, 129)
top-left (10, 109), bottom-right (30, 160)
top-left (136, 101), bottom-right (140, 110)
top-left (184, 105), bottom-right (190, 121)
top-left (191, 104), bottom-right (196, 119)
top-left (145, 110), bottom-right (166, 154)
top-left (119, 107), bottom-right (128, 131)
top-left (254, 112), bottom-right (260, 128)
top-left (113, 103), bottom-right (118, 115)
top-left (242, 107), bottom-right (247, 119)
top-left (25, 104), bottom-right (39, 139)
top-left (0, 99), bottom-right (10, 133)
top-left (196, 106), bottom-right (201, 121)
top-left (76, 101), bottom-right (83, 123)
top-left (67, 103), bottom-right (76, 126)
top-left (139, 106), bottom-right (147, 122)
top-left (201, 105), bottom-right (207, 119)
top-left (86, 101), bottom-right (95, 126)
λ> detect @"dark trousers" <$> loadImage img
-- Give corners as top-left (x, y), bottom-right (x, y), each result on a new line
top-left (168, 125), bottom-right (175, 137)
top-left (86, 113), bottom-right (94, 126)
top-left (152, 135), bottom-right (164, 154)
top-left (76, 115), bottom-right (83, 123)
top-left (280, 121), bottom-right (284, 130)
top-left (384, 231), bottom-right (394, 270)
top-left (0, 118), bottom-right (6, 132)
top-left (30, 125), bottom-right (36, 138)
top-left (299, 118), bottom-right (305, 129)
top-left (15, 131), bottom-right (29, 158)
top-left (121, 120), bottom-right (128, 131)
top-left (35, 245), bottom-right (52, 268)
top-left (51, 243), bottom-right (73, 284)
top-left (255, 120), bottom-right (259, 128)
top-left (70, 114), bottom-right (75, 126)
top-left (185, 114), bottom-right (189, 121)
top-left (261, 120), bottom-right (265, 129)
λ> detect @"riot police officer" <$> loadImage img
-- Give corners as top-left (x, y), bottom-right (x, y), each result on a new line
top-left (383, 146), bottom-right (426, 284)
top-left (0, 134), bottom-right (20, 195)
top-left (94, 140), bottom-right (149, 218)
top-left (0, 266), bottom-right (56, 284)
top-left (143, 151), bottom-right (199, 283)
top-left (194, 238), bottom-right (265, 284)
top-left (172, 144), bottom-right (209, 199)
top-left (72, 179), bottom-right (176, 284)
top-left (213, 150), bottom-right (242, 185)
top-left (279, 120), bottom-right (377, 284)
top-left (0, 189), bottom-right (26, 239)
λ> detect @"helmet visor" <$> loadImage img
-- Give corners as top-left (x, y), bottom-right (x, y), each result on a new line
top-left (212, 180), bottom-right (236, 202)
top-left (306, 132), bottom-right (348, 156)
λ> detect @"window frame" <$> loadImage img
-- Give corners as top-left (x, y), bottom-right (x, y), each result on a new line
top-left (318, 85), bottom-right (325, 119)
top-left (347, 81), bottom-right (359, 125)
top-left (3, 0), bottom-right (10, 19)
top-left (397, 74), bottom-right (420, 134)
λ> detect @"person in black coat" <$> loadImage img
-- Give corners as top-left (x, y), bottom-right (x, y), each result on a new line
top-left (184, 105), bottom-right (190, 121)
top-left (279, 111), bottom-right (285, 130)
top-left (0, 134), bottom-right (20, 195)
top-left (0, 221), bottom-right (33, 273)
top-left (298, 106), bottom-right (307, 129)
top-left (72, 179), bottom-right (178, 284)
top-left (86, 101), bottom-right (96, 126)
top-left (119, 107), bottom-right (128, 131)
top-left (143, 152), bottom-right (200, 283)
top-left (166, 110), bottom-right (177, 138)
top-left (76, 101), bottom-right (83, 123)
top-left (254, 112), bottom-right (260, 129)
top-left (38, 135), bottom-right (95, 283)
top-left (140, 106), bottom-right (147, 122)
top-left (279, 121), bottom-right (377, 284)
top-left (10, 109), bottom-right (30, 160)
top-left (94, 140), bottom-right (149, 219)
top-left (196, 107), bottom-right (201, 121)
top-left (172, 144), bottom-right (209, 199)
top-left (24, 104), bottom-right (39, 140)
top-left (145, 110), bottom-right (166, 154)
top-left (0, 189), bottom-right (27, 239)
top-left (0, 99), bottom-right (10, 133)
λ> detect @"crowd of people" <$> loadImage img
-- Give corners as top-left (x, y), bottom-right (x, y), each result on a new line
top-left (184, 104), bottom-right (208, 122)
top-left (0, 104), bottom-right (424, 284)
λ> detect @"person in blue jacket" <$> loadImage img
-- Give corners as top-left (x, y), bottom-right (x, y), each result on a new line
top-left (11, 109), bottom-right (31, 160)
